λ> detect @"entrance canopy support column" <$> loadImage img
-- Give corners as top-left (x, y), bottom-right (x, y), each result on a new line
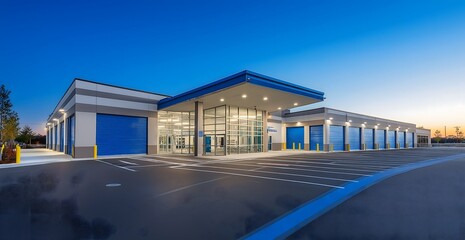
top-left (194, 101), bottom-right (204, 156)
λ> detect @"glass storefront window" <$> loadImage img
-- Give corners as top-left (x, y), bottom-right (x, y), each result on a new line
top-left (159, 105), bottom-right (264, 155)
top-left (158, 111), bottom-right (195, 154)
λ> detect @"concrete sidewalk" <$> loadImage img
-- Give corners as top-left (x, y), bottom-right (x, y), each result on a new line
top-left (0, 148), bottom-right (74, 168)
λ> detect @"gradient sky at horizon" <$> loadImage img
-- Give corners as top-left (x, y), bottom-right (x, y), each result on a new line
top-left (1, 0), bottom-right (464, 136)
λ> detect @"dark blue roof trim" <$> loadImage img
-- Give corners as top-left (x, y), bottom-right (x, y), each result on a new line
top-left (158, 70), bottom-right (325, 110)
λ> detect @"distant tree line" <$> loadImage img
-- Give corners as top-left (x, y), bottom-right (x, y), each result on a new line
top-left (434, 127), bottom-right (464, 144)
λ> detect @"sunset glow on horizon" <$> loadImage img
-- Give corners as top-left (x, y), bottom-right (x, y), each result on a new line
top-left (0, 1), bottom-right (464, 135)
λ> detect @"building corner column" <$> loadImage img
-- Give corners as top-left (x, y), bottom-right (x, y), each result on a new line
top-left (194, 101), bottom-right (204, 156)
top-left (324, 122), bottom-right (331, 151)
top-left (303, 125), bottom-right (309, 151)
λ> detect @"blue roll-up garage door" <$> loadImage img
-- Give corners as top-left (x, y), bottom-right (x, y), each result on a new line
top-left (406, 132), bottom-right (413, 148)
top-left (67, 115), bottom-right (75, 155)
top-left (398, 132), bottom-right (405, 148)
top-left (286, 126), bottom-right (304, 150)
top-left (349, 127), bottom-right (361, 150)
top-left (376, 129), bottom-right (385, 149)
top-left (310, 125), bottom-right (323, 151)
top-left (388, 131), bottom-right (396, 149)
top-left (330, 126), bottom-right (345, 151)
top-left (364, 128), bottom-right (374, 149)
top-left (97, 114), bottom-right (148, 155)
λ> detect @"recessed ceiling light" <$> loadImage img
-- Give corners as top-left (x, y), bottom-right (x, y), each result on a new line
top-left (263, 97), bottom-right (268, 101)
top-left (277, 107), bottom-right (282, 110)
top-left (59, 109), bottom-right (65, 112)
top-left (329, 117), bottom-right (333, 120)
top-left (349, 120), bottom-right (352, 123)
top-left (220, 98), bottom-right (224, 102)
top-left (293, 102), bottom-right (298, 106)
top-left (242, 94), bottom-right (247, 98)
top-left (364, 122), bottom-right (367, 124)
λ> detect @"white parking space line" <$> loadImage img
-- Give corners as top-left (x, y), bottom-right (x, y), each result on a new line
top-left (97, 160), bottom-right (136, 172)
top-left (130, 157), bottom-right (188, 167)
top-left (119, 160), bottom-right (138, 166)
top-left (129, 163), bottom-right (174, 168)
top-left (175, 167), bottom-right (345, 189)
top-left (228, 163), bottom-right (372, 177)
top-left (148, 156), bottom-right (202, 163)
top-left (254, 162), bottom-right (378, 173)
top-left (272, 156), bottom-right (403, 167)
top-left (155, 177), bottom-right (228, 198)
top-left (249, 159), bottom-right (391, 170)
top-left (292, 158), bottom-right (416, 166)
top-left (185, 165), bottom-right (358, 182)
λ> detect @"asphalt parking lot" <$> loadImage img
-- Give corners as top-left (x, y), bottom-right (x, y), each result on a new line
top-left (1, 148), bottom-right (465, 239)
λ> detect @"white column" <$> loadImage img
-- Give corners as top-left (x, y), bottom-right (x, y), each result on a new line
top-left (148, 113), bottom-right (158, 154)
top-left (75, 112), bottom-right (96, 158)
top-left (324, 122), bottom-right (330, 151)
top-left (304, 125), bottom-right (309, 150)
top-left (282, 125), bottom-right (287, 150)
top-left (194, 101), bottom-right (204, 156)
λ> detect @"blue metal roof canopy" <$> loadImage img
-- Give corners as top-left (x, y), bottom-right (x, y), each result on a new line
top-left (158, 70), bottom-right (325, 111)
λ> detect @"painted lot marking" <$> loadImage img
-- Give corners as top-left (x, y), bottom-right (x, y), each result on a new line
top-left (155, 177), bottom-right (228, 198)
top-left (242, 153), bottom-right (465, 240)
top-left (97, 160), bottom-right (136, 172)
top-left (106, 183), bottom-right (122, 187)
top-left (129, 163), bottom-right (174, 168)
top-left (182, 165), bottom-right (358, 183)
top-left (253, 162), bottom-right (377, 173)
top-left (249, 158), bottom-right (391, 170)
top-left (119, 160), bottom-right (138, 166)
top-left (174, 167), bottom-right (345, 189)
top-left (230, 163), bottom-right (372, 177)
top-left (130, 157), bottom-right (188, 167)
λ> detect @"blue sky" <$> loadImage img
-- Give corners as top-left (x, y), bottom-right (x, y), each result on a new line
top-left (1, 0), bottom-right (464, 135)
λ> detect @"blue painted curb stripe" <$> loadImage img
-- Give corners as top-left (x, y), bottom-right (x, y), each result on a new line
top-left (242, 153), bottom-right (465, 240)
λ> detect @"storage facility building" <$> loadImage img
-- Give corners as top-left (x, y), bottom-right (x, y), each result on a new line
top-left (46, 71), bottom-right (431, 158)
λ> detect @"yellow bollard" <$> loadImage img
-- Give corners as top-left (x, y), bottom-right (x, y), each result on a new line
top-left (94, 145), bottom-right (98, 159)
top-left (292, 142), bottom-right (295, 150)
top-left (346, 144), bottom-right (351, 152)
top-left (298, 143), bottom-right (301, 150)
top-left (16, 144), bottom-right (21, 164)
top-left (282, 142), bottom-right (286, 150)
top-left (316, 143), bottom-right (320, 152)
top-left (72, 145), bottom-right (75, 158)
top-left (1, 144), bottom-right (4, 154)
